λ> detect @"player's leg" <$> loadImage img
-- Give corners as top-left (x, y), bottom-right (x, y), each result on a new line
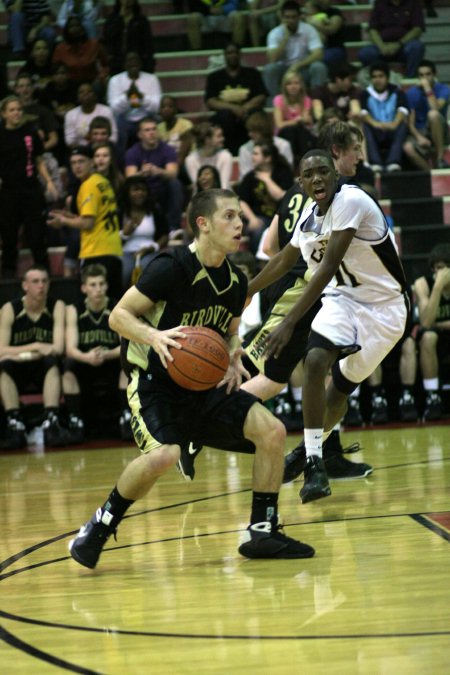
top-left (0, 366), bottom-right (27, 450)
top-left (68, 370), bottom-right (185, 569)
top-left (42, 359), bottom-right (71, 447)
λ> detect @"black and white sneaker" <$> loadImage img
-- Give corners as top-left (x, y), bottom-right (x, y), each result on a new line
top-left (69, 508), bottom-right (117, 569)
top-left (300, 455), bottom-right (331, 504)
top-left (370, 394), bottom-right (389, 425)
top-left (323, 431), bottom-right (372, 479)
top-left (238, 520), bottom-right (315, 559)
top-left (398, 391), bottom-right (418, 423)
top-left (423, 392), bottom-right (443, 422)
top-left (43, 413), bottom-right (71, 447)
top-left (67, 414), bottom-right (85, 445)
top-left (2, 417), bottom-right (27, 450)
top-left (177, 442), bottom-right (203, 481)
top-left (342, 396), bottom-right (363, 427)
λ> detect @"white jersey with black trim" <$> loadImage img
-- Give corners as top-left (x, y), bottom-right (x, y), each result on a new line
top-left (290, 183), bottom-right (406, 304)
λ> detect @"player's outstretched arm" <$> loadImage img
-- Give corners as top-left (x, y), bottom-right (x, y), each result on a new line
top-left (265, 228), bottom-right (356, 358)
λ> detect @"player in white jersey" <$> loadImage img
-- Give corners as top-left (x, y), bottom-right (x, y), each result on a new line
top-left (248, 149), bottom-right (408, 504)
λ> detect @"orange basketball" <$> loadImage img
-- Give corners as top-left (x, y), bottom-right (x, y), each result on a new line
top-left (167, 326), bottom-right (230, 391)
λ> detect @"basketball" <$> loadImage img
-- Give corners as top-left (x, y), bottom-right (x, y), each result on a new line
top-left (167, 326), bottom-right (230, 391)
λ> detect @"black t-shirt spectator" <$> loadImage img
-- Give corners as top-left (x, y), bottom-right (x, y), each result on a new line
top-left (205, 66), bottom-right (267, 105)
top-left (237, 165), bottom-right (293, 219)
top-left (0, 122), bottom-right (44, 187)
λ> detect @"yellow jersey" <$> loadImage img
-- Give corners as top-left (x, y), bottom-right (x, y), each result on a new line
top-left (77, 173), bottom-right (122, 259)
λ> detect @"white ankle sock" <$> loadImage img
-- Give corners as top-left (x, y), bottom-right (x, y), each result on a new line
top-left (304, 428), bottom-right (323, 458)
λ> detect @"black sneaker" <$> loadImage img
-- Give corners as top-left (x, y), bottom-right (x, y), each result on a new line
top-left (300, 455), bottom-right (331, 504)
top-left (423, 392), bottom-right (443, 422)
top-left (119, 409), bottom-right (134, 441)
top-left (323, 431), bottom-right (372, 479)
top-left (69, 509), bottom-right (117, 569)
top-left (2, 417), bottom-right (27, 450)
top-left (177, 442), bottom-right (203, 481)
top-left (398, 391), bottom-right (418, 423)
top-left (282, 440), bottom-right (306, 483)
top-left (238, 520), bottom-right (315, 559)
top-left (67, 414), bottom-right (85, 445)
top-left (42, 413), bottom-right (71, 447)
top-left (342, 396), bottom-right (363, 427)
top-left (370, 394), bottom-right (389, 424)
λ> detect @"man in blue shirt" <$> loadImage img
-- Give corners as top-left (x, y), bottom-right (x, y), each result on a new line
top-left (403, 59), bottom-right (450, 170)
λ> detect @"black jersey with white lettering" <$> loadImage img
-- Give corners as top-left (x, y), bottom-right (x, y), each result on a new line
top-left (9, 296), bottom-right (56, 346)
top-left (122, 243), bottom-right (247, 379)
top-left (75, 297), bottom-right (120, 352)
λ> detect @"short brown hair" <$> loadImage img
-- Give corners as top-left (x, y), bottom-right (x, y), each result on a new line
top-left (187, 189), bottom-right (237, 237)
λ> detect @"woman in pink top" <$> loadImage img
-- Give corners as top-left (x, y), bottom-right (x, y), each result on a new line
top-left (273, 71), bottom-right (315, 166)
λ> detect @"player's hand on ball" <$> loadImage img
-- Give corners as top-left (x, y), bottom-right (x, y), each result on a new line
top-left (151, 326), bottom-right (186, 368)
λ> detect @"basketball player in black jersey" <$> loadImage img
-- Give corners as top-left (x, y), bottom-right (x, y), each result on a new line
top-left (0, 266), bottom-right (69, 449)
top-left (63, 263), bottom-right (132, 443)
top-left (68, 189), bottom-right (315, 569)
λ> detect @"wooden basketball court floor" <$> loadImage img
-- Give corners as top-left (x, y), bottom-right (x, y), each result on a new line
top-left (1, 423), bottom-right (449, 674)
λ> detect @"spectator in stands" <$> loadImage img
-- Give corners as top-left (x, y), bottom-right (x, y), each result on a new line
top-left (358, 0), bottom-right (425, 79)
top-left (125, 118), bottom-right (184, 232)
top-left (262, 0), bottom-right (327, 100)
top-left (0, 265), bottom-right (68, 449)
top-left (273, 70), bottom-right (315, 166)
top-left (414, 243), bottom-right (450, 421)
top-left (103, 0), bottom-right (155, 75)
top-left (63, 263), bottom-right (132, 443)
top-left (187, 0), bottom-right (246, 50)
top-left (302, 0), bottom-right (347, 66)
top-left (15, 71), bottom-right (59, 153)
top-left (38, 62), bottom-right (78, 123)
top-left (52, 16), bottom-right (110, 90)
top-left (247, 0), bottom-right (281, 48)
top-left (87, 115), bottom-right (114, 148)
top-left (360, 61), bottom-right (409, 172)
top-left (205, 43), bottom-right (267, 156)
top-left (64, 82), bottom-right (118, 149)
top-left (93, 142), bottom-right (125, 194)
top-left (18, 38), bottom-right (53, 90)
top-left (238, 109), bottom-right (293, 178)
top-left (5, 0), bottom-right (56, 59)
top-left (119, 176), bottom-right (169, 290)
top-left (107, 52), bottom-right (162, 159)
top-left (0, 96), bottom-right (58, 278)
top-left (157, 95), bottom-right (194, 169)
top-left (196, 164), bottom-right (222, 191)
top-left (311, 61), bottom-right (362, 125)
top-left (57, 0), bottom-right (101, 40)
top-left (47, 146), bottom-right (123, 299)
top-left (184, 122), bottom-right (234, 191)
top-left (403, 59), bottom-right (450, 170)
top-left (236, 140), bottom-right (293, 253)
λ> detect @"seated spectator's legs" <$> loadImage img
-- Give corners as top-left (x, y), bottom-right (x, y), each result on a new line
top-left (384, 122), bottom-right (408, 167)
top-left (363, 124), bottom-right (384, 167)
top-left (401, 40), bottom-right (426, 78)
top-left (7, 10), bottom-right (26, 54)
top-left (358, 44), bottom-right (381, 69)
top-left (323, 47), bottom-right (347, 67)
top-left (187, 13), bottom-right (203, 49)
top-left (418, 328), bottom-right (445, 420)
top-left (115, 115), bottom-right (140, 162)
top-left (262, 63), bottom-right (288, 101)
top-left (303, 61), bottom-right (328, 89)
top-left (229, 10), bottom-right (246, 47)
top-left (427, 109), bottom-right (447, 166)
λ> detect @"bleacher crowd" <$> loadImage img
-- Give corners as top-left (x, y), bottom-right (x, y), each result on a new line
top-left (0, 0), bottom-right (449, 449)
